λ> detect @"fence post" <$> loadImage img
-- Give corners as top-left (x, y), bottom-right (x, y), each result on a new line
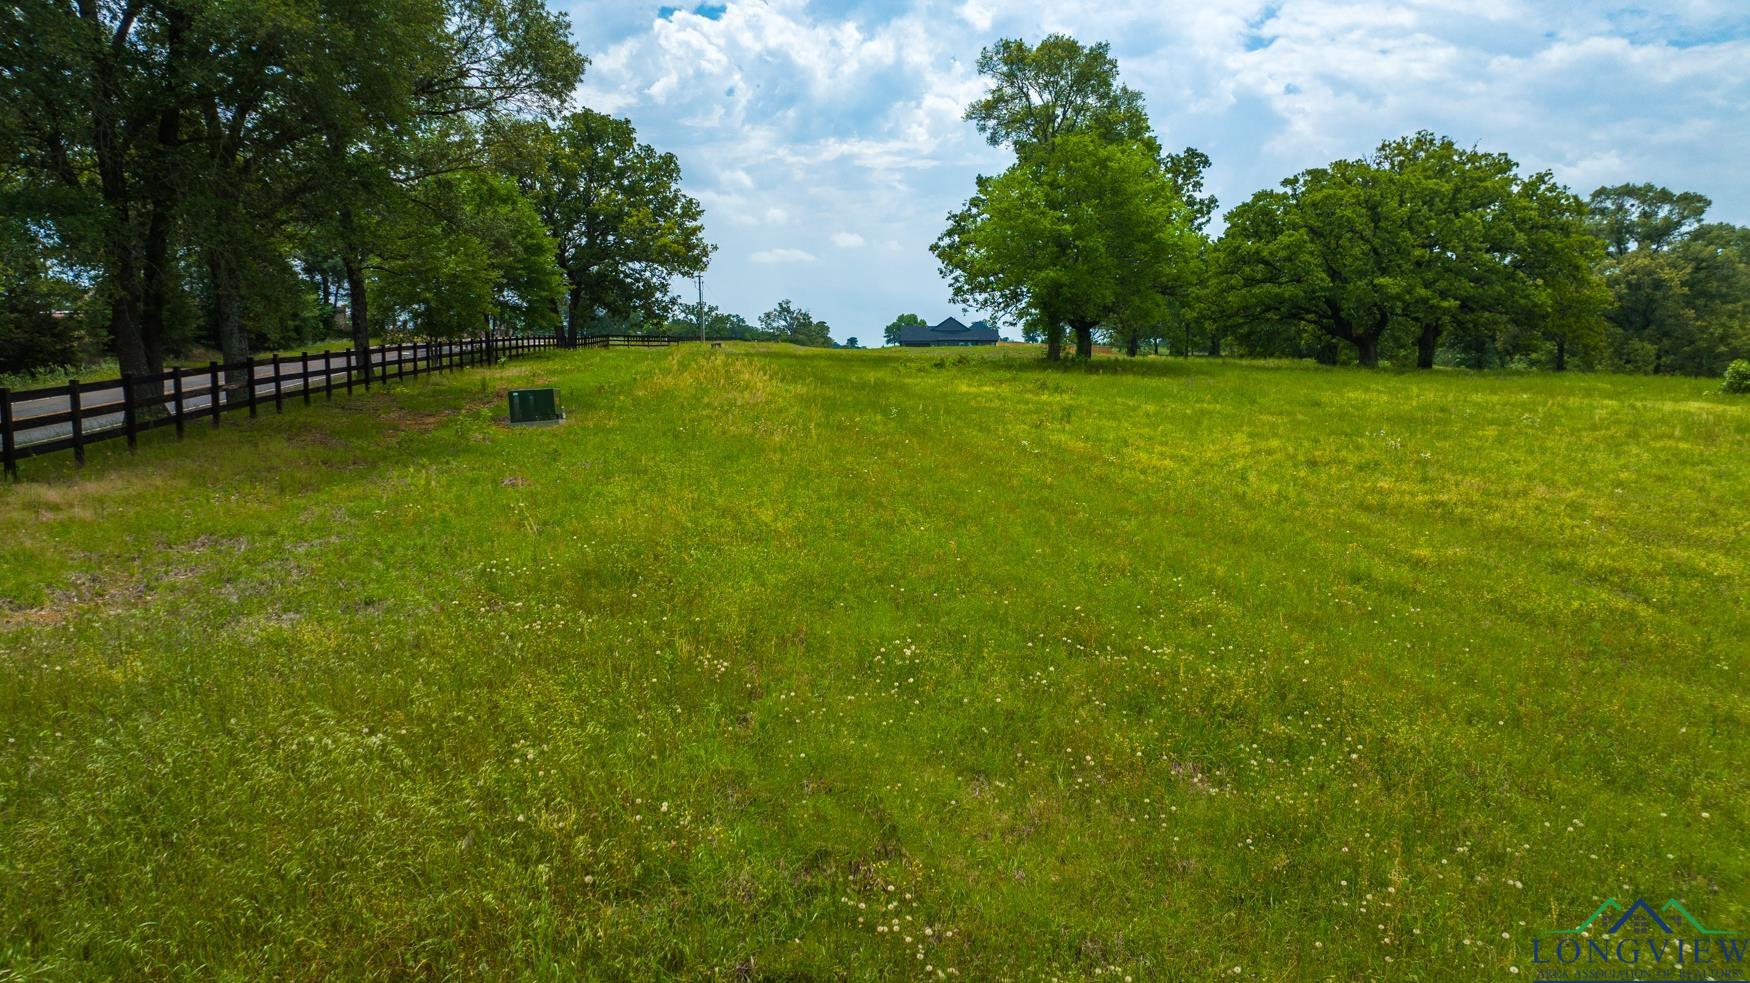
top-left (209, 362), bottom-right (221, 428)
top-left (324, 350), bottom-right (334, 399)
top-left (301, 353), bottom-right (312, 405)
top-left (363, 345), bottom-right (372, 392)
top-left (120, 374), bottom-right (137, 450)
top-left (0, 387), bottom-right (15, 481)
top-left (248, 358), bottom-right (259, 417)
top-left (346, 350), bottom-right (356, 395)
top-left (171, 369), bottom-right (185, 439)
top-left (68, 379), bottom-right (84, 467)
top-left (272, 354), bottom-right (283, 412)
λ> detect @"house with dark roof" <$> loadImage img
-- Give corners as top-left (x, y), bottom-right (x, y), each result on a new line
top-left (898, 317), bottom-right (1000, 347)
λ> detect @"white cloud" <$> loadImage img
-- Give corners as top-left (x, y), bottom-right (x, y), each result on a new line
top-left (831, 232), bottom-right (866, 248)
top-left (961, 1), bottom-right (995, 32)
top-left (559, 0), bottom-right (1750, 343)
top-left (749, 248), bottom-right (819, 264)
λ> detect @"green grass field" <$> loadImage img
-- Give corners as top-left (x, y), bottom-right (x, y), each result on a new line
top-left (2, 345), bottom-right (1746, 979)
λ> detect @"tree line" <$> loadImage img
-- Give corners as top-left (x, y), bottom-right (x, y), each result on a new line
top-left (934, 35), bottom-right (1749, 376)
top-left (1, 0), bottom-right (714, 385)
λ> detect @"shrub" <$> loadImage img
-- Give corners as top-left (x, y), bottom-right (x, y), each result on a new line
top-left (1724, 359), bottom-right (1750, 394)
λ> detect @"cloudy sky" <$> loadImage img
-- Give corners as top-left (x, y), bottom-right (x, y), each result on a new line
top-left (557, 0), bottom-right (1750, 344)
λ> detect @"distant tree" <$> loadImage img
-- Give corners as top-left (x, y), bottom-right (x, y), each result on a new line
top-left (525, 111), bottom-right (714, 340)
top-left (759, 300), bottom-right (832, 347)
top-left (844, 337), bottom-right (861, 349)
top-left (884, 313), bottom-right (926, 346)
top-left (1584, 186), bottom-right (1750, 375)
top-left (1599, 222), bottom-right (1750, 375)
top-left (1587, 184), bottom-right (1711, 257)
top-left (668, 301), bottom-right (757, 339)
top-left (934, 134), bottom-right (1200, 359)
top-left (1209, 133), bottom-right (1607, 369)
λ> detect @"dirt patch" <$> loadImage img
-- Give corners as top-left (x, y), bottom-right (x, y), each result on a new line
top-left (1, 569), bottom-right (150, 628)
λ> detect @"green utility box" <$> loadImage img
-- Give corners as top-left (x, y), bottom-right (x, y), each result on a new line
top-left (508, 387), bottom-right (562, 424)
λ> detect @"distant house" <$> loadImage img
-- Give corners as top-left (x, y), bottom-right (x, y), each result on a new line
top-left (898, 317), bottom-right (1000, 347)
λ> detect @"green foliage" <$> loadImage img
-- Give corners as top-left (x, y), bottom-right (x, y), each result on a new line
top-left (1208, 132), bottom-right (1608, 368)
top-left (1724, 359), bottom-right (1750, 394)
top-left (667, 301), bottom-right (758, 340)
top-left (1587, 183), bottom-right (1711, 257)
top-left (1, 347), bottom-right (1745, 977)
top-left (947, 35), bottom-right (1210, 361)
top-left (0, 0), bottom-right (586, 378)
top-left (935, 134), bottom-right (1201, 358)
top-left (883, 313), bottom-right (926, 346)
top-left (757, 299), bottom-right (832, 346)
top-left (0, 212), bottom-right (95, 374)
top-left (372, 172), bottom-right (564, 338)
top-left (1589, 190), bottom-right (1750, 376)
top-left (523, 111), bottom-right (713, 337)
top-left (963, 35), bottom-right (1155, 157)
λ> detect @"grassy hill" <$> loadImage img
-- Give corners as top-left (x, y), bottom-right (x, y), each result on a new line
top-left (2, 345), bottom-right (1746, 978)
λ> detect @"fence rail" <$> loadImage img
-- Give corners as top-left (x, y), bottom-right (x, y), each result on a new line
top-left (0, 332), bottom-right (746, 479)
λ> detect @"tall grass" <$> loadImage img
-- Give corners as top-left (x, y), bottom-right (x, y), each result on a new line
top-left (2, 345), bottom-right (1745, 979)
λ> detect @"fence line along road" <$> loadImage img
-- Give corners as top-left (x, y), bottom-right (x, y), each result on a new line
top-left (0, 332), bottom-right (729, 479)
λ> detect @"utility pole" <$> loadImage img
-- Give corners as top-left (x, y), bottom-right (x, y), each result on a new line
top-left (695, 274), bottom-right (705, 343)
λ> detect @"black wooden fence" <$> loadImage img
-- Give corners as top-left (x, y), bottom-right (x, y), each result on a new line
top-left (0, 332), bottom-right (744, 478)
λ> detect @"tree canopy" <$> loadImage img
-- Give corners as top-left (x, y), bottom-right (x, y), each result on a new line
top-left (0, 0), bottom-right (589, 384)
top-left (964, 35), bottom-right (1155, 159)
top-left (1207, 133), bottom-right (1607, 369)
top-left (939, 36), bottom-right (1206, 360)
top-left (759, 300), bottom-right (832, 347)
top-left (523, 110), bottom-right (713, 340)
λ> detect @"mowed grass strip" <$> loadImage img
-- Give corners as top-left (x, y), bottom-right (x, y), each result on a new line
top-left (1, 345), bottom-right (1745, 979)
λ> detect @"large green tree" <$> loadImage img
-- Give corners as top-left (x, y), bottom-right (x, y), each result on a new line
top-left (523, 110), bottom-right (713, 340)
top-left (370, 171), bottom-right (563, 339)
top-left (933, 134), bottom-right (1200, 359)
top-left (946, 34), bottom-right (1211, 360)
top-left (1, 0), bottom-right (584, 388)
top-left (1209, 133), bottom-right (1606, 368)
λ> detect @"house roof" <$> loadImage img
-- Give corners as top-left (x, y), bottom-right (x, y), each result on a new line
top-left (898, 317), bottom-right (1000, 344)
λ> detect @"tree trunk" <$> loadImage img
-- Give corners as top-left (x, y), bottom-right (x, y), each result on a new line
top-left (209, 248), bottom-right (250, 389)
top-left (1125, 331), bottom-right (1139, 357)
top-left (1045, 323), bottom-right (1062, 361)
top-left (566, 284), bottom-right (584, 344)
top-left (1356, 334), bottom-right (1381, 368)
top-left (1207, 332), bottom-right (1222, 358)
top-left (1553, 336), bottom-right (1567, 371)
top-left (1073, 322), bottom-right (1093, 359)
top-left (343, 247), bottom-right (369, 384)
top-left (1416, 325), bottom-right (1439, 369)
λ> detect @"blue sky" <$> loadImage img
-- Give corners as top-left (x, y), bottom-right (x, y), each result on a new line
top-left (558, 0), bottom-right (1750, 344)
